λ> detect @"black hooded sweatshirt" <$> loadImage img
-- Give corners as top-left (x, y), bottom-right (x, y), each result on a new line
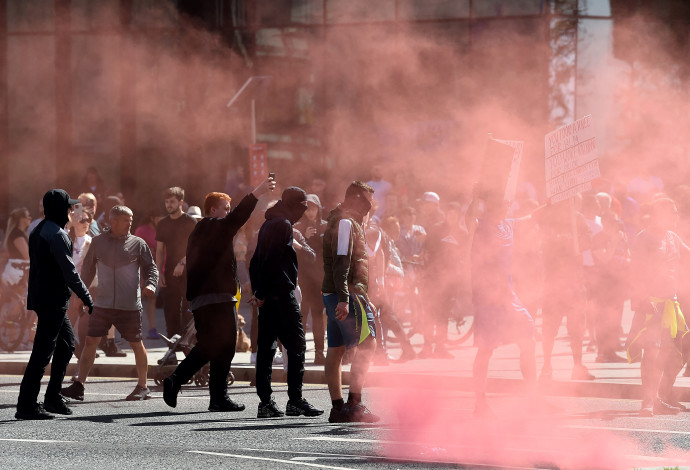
top-left (249, 188), bottom-right (308, 300)
top-left (27, 190), bottom-right (93, 312)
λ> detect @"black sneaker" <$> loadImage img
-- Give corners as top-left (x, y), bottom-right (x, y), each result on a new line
top-left (44, 396), bottom-right (72, 415)
top-left (61, 381), bottom-right (85, 401)
top-left (257, 399), bottom-right (284, 418)
top-left (328, 405), bottom-right (351, 423)
top-left (163, 376), bottom-right (180, 408)
top-left (126, 385), bottom-right (151, 401)
top-left (348, 402), bottom-right (380, 423)
top-left (15, 403), bottom-right (55, 420)
top-left (286, 398), bottom-right (324, 417)
top-left (209, 397), bottom-right (245, 412)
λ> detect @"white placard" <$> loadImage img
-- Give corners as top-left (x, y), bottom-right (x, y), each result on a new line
top-left (544, 115), bottom-right (600, 203)
top-left (493, 139), bottom-right (523, 202)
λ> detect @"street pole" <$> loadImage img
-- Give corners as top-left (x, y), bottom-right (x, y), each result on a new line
top-left (251, 98), bottom-right (256, 144)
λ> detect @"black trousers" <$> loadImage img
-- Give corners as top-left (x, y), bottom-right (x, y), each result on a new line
top-left (300, 281), bottom-right (325, 355)
top-left (255, 291), bottom-right (306, 403)
top-left (172, 301), bottom-right (237, 400)
top-left (162, 278), bottom-right (189, 338)
top-left (17, 309), bottom-right (75, 409)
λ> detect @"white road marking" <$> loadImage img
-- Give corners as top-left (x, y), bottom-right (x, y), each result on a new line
top-left (241, 447), bottom-right (544, 469)
top-left (188, 450), bottom-right (360, 469)
top-left (566, 424), bottom-right (690, 436)
top-left (242, 447), bottom-right (378, 459)
top-left (295, 436), bottom-right (380, 444)
top-left (0, 438), bottom-right (76, 443)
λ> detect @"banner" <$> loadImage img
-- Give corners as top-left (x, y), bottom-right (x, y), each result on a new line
top-left (479, 138), bottom-right (522, 202)
top-left (249, 143), bottom-right (268, 188)
top-left (545, 115), bottom-right (600, 203)
top-left (493, 139), bottom-right (524, 202)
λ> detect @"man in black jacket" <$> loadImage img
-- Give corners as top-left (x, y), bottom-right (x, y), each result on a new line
top-left (249, 187), bottom-right (324, 418)
top-left (16, 189), bottom-right (94, 420)
top-left (163, 178), bottom-right (273, 412)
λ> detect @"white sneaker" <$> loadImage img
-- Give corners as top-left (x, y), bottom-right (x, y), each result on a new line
top-left (250, 352), bottom-right (257, 364)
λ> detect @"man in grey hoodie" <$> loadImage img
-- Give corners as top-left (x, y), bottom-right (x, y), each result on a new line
top-left (61, 205), bottom-right (158, 402)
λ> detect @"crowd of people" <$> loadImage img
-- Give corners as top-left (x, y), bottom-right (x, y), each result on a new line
top-left (5, 164), bottom-right (690, 420)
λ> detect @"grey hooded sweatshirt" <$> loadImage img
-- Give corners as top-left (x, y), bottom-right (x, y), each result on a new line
top-left (80, 230), bottom-right (158, 311)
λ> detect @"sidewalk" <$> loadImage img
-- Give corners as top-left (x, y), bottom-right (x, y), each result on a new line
top-left (3, 302), bottom-right (690, 401)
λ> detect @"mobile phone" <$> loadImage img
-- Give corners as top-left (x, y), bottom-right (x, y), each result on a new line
top-left (72, 203), bottom-right (83, 221)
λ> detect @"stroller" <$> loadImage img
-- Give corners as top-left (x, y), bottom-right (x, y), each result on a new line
top-left (153, 315), bottom-right (235, 387)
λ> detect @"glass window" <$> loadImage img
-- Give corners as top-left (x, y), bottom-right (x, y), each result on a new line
top-left (473, 0), bottom-right (544, 18)
top-left (71, 35), bottom-right (120, 169)
top-left (257, 1), bottom-right (324, 26)
top-left (326, 0), bottom-right (395, 24)
top-left (7, 36), bottom-right (57, 207)
top-left (397, 0), bottom-right (470, 21)
top-left (578, 0), bottom-right (611, 17)
top-left (7, 0), bottom-right (55, 32)
top-left (291, 0), bottom-right (324, 24)
top-left (71, 0), bottom-right (120, 31)
top-left (131, 0), bottom-right (179, 28)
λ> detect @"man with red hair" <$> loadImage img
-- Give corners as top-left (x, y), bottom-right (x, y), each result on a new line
top-left (163, 177), bottom-right (274, 412)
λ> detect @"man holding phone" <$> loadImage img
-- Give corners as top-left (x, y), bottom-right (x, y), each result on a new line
top-left (163, 177), bottom-right (275, 412)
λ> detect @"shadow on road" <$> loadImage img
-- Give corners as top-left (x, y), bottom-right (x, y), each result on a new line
top-left (69, 410), bottom-right (209, 424)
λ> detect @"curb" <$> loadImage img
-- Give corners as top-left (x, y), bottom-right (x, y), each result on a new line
top-left (3, 361), bottom-right (675, 402)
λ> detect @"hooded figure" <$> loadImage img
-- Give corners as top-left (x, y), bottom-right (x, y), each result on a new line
top-left (27, 189), bottom-right (93, 313)
top-left (249, 187), bottom-right (308, 300)
top-left (17, 189), bottom-right (94, 420)
top-left (268, 186), bottom-right (309, 224)
top-left (249, 185), bottom-right (323, 418)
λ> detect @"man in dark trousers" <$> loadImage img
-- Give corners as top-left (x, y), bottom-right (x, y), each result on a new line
top-left (249, 186), bottom-right (324, 418)
top-left (155, 186), bottom-right (196, 364)
top-left (163, 178), bottom-right (273, 412)
top-left (16, 189), bottom-right (94, 420)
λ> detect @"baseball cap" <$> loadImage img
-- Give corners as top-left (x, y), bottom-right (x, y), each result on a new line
top-left (305, 193), bottom-right (322, 208)
top-left (187, 206), bottom-right (202, 220)
top-left (423, 191), bottom-right (440, 204)
top-left (44, 189), bottom-right (80, 207)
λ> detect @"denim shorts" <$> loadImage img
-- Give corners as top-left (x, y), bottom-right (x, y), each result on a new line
top-left (323, 293), bottom-right (376, 350)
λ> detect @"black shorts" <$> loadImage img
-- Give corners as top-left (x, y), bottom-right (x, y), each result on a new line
top-left (87, 306), bottom-right (142, 342)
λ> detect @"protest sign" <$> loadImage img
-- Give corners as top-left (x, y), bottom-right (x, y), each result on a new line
top-left (479, 137), bottom-right (523, 202)
top-left (493, 139), bottom-right (524, 202)
top-left (545, 115), bottom-right (600, 203)
top-left (249, 143), bottom-right (268, 187)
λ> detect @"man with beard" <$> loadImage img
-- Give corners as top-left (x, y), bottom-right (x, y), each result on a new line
top-left (156, 187), bottom-right (196, 363)
top-left (323, 181), bottom-right (380, 423)
top-left (249, 187), bottom-right (324, 418)
top-left (16, 189), bottom-right (94, 419)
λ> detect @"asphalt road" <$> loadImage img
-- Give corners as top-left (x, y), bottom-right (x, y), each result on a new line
top-left (2, 375), bottom-right (690, 469)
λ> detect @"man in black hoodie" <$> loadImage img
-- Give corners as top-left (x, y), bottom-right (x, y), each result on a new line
top-left (249, 186), bottom-right (324, 418)
top-left (16, 189), bottom-right (94, 420)
top-left (162, 178), bottom-right (274, 412)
